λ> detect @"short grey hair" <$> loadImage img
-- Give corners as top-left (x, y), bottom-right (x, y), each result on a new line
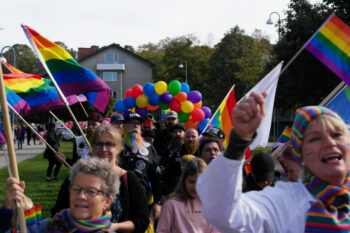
top-left (69, 157), bottom-right (119, 199)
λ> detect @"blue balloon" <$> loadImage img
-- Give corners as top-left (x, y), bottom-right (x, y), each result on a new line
top-left (181, 82), bottom-right (190, 94)
top-left (149, 93), bottom-right (160, 106)
top-left (123, 97), bottom-right (136, 109)
top-left (198, 119), bottom-right (210, 132)
top-left (114, 100), bottom-right (127, 113)
top-left (143, 82), bottom-right (155, 96)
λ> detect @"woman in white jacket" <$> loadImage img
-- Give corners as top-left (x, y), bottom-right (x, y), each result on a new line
top-left (197, 91), bottom-right (350, 233)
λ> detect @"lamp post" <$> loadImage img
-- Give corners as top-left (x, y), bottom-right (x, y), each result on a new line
top-left (266, 11), bottom-right (281, 41)
top-left (1, 46), bottom-right (16, 67)
top-left (178, 60), bottom-right (187, 83)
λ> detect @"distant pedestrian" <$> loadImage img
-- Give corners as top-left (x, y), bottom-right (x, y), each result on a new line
top-left (43, 122), bottom-right (61, 182)
top-left (26, 125), bottom-right (32, 145)
top-left (16, 124), bottom-right (25, 150)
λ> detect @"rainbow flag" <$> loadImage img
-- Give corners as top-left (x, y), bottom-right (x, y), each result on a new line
top-left (1, 60), bottom-right (23, 73)
top-left (0, 124), bottom-right (6, 144)
top-left (278, 126), bottom-right (292, 143)
top-left (3, 72), bottom-right (80, 115)
top-left (5, 86), bottom-right (31, 114)
top-left (22, 25), bottom-right (110, 113)
top-left (210, 87), bottom-right (252, 172)
top-left (305, 14), bottom-right (350, 86)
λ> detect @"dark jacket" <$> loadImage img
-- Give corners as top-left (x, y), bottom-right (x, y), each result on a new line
top-left (43, 129), bottom-right (59, 159)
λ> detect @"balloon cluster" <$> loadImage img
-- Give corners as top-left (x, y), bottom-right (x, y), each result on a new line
top-left (114, 80), bottom-right (212, 131)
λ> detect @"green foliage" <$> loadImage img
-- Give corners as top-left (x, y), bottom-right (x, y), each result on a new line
top-left (0, 141), bottom-right (72, 219)
top-left (270, 0), bottom-right (339, 112)
top-left (323, 0), bottom-right (350, 22)
top-left (54, 41), bottom-right (77, 58)
top-left (2, 44), bottom-right (38, 74)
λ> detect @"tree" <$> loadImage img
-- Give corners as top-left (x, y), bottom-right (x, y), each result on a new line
top-left (270, 0), bottom-right (338, 112)
top-left (323, 0), bottom-right (350, 22)
top-left (207, 26), bottom-right (254, 108)
top-left (2, 44), bottom-right (38, 74)
top-left (55, 41), bottom-right (77, 58)
top-left (235, 29), bottom-right (273, 88)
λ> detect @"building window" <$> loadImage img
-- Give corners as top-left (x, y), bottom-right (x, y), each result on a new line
top-left (105, 53), bottom-right (118, 64)
top-left (102, 72), bottom-right (117, 81)
top-left (111, 91), bottom-right (117, 98)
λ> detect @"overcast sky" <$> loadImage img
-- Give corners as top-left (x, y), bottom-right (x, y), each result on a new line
top-left (1, 0), bottom-right (319, 52)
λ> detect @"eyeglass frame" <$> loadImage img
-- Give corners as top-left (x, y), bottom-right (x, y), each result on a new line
top-left (70, 184), bottom-right (105, 198)
top-left (92, 141), bottom-right (116, 149)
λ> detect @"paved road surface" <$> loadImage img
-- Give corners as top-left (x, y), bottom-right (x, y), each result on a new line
top-left (0, 143), bottom-right (46, 169)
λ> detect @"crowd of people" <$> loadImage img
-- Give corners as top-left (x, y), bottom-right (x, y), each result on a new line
top-left (2, 90), bottom-right (350, 232)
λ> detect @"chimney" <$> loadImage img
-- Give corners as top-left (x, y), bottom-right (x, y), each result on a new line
top-left (78, 45), bottom-right (99, 60)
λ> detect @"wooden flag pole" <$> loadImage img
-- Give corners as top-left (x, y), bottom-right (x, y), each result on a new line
top-left (78, 100), bottom-right (89, 118)
top-left (0, 64), bottom-right (27, 232)
top-left (22, 25), bottom-right (91, 151)
top-left (8, 105), bottom-right (71, 168)
top-left (49, 111), bottom-right (77, 140)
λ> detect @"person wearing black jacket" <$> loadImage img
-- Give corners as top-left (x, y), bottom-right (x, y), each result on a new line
top-left (119, 113), bottom-right (162, 221)
top-left (43, 122), bottom-right (61, 182)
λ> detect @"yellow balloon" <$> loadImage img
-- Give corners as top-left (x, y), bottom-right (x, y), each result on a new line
top-left (181, 100), bottom-right (194, 113)
top-left (155, 81), bottom-right (168, 95)
top-left (136, 95), bottom-right (149, 108)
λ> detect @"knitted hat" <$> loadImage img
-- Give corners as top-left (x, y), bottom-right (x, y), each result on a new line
top-left (290, 106), bottom-right (340, 164)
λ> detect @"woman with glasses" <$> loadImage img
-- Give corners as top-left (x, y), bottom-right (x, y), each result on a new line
top-left (1, 157), bottom-right (119, 232)
top-left (199, 138), bottom-right (223, 164)
top-left (90, 124), bottom-right (150, 233)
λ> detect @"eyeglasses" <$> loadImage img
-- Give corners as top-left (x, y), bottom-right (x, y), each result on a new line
top-left (93, 141), bottom-right (116, 149)
top-left (126, 121), bottom-right (141, 126)
top-left (204, 147), bottom-right (220, 153)
top-left (70, 184), bottom-right (105, 198)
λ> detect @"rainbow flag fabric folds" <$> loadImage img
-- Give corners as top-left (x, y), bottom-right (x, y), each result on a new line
top-left (5, 86), bottom-right (31, 114)
top-left (210, 87), bottom-right (252, 172)
top-left (305, 14), bottom-right (350, 86)
top-left (22, 25), bottom-right (110, 113)
top-left (278, 126), bottom-right (292, 143)
top-left (3, 72), bottom-right (79, 115)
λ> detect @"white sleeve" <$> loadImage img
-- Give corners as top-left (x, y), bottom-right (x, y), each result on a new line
top-left (197, 154), bottom-right (308, 233)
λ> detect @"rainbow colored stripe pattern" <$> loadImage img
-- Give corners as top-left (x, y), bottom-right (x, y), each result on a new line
top-left (210, 88), bottom-right (252, 172)
top-left (304, 172), bottom-right (350, 232)
top-left (1, 60), bottom-right (23, 73)
top-left (305, 14), bottom-right (350, 85)
top-left (290, 106), bottom-right (339, 164)
top-left (3, 72), bottom-right (79, 115)
top-left (67, 209), bottom-right (111, 231)
top-left (22, 25), bottom-right (110, 113)
top-left (24, 205), bottom-right (42, 226)
top-left (277, 126), bottom-right (291, 143)
top-left (5, 85), bottom-right (31, 114)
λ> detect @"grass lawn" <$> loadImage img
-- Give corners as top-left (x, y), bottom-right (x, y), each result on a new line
top-left (0, 141), bottom-right (73, 219)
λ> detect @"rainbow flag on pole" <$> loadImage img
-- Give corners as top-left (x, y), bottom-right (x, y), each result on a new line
top-left (210, 87), bottom-right (252, 172)
top-left (3, 72), bottom-right (80, 115)
top-left (22, 25), bottom-right (110, 113)
top-left (305, 14), bottom-right (350, 85)
top-left (278, 126), bottom-right (292, 143)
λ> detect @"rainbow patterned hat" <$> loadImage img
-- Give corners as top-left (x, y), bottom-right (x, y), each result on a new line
top-left (290, 106), bottom-right (340, 164)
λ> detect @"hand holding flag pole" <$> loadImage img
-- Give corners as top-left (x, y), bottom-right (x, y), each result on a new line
top-left (0, 61), bottom-right (27, 233)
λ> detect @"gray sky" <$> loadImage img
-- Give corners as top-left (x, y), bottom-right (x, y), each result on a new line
top-left (0, 0), bottom-right (319, 52)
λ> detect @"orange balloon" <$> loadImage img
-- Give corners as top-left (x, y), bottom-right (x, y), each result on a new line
top-left (185, 119), bottom-right (198, 129)
top-left (193, 101), bottom-right (202, 109)
top-left (174, 92), bottom-right (187, 102)
top-left (147, 104), bottom-right (159, 111)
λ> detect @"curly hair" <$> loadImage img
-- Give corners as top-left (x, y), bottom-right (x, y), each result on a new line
top-left (69, 157), bottom-right (119, 199)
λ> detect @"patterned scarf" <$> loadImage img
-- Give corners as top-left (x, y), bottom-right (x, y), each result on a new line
top-left (67, 209), bottom-right (112, 232)
top-left (304, 171), bottom-right (350, 232)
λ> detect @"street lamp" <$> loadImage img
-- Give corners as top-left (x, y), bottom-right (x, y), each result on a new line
top-left (266, 12), bottom-right (281, 41)
top-left (178, 60), bottom-right (187, 83)
top-left (1, 46), bottom-right (16, 67)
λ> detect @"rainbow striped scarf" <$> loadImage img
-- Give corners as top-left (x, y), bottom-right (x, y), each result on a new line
top-left (304, 171), bottom-right (350, 232)
top-left (67, 209), bottom-right (111, 232)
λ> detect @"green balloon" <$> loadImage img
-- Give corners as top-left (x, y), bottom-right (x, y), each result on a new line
top-left (159, 102), bottom-right (169, 110)
top-left (168, 80), bottom-right (181, 96)
top-left (178, 111), bottom-right (190, 123)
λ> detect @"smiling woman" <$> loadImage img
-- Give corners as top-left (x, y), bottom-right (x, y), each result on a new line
top-left (196, 91), bottom-right (350, 233)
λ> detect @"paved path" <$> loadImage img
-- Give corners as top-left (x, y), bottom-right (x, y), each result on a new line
top-left (0, 143), bottom-right (46, 169)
